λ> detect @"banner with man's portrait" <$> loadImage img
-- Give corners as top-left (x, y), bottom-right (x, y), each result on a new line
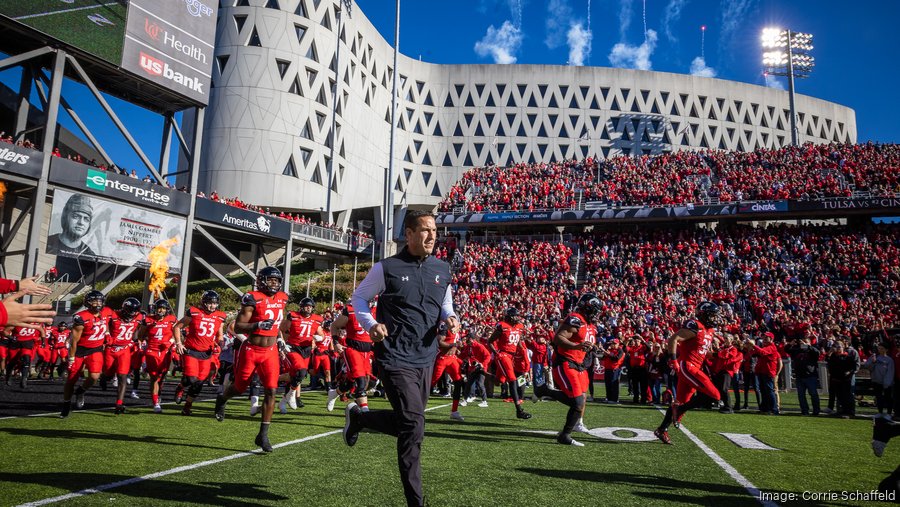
top-left (47, 189), bottom-right (186, 281)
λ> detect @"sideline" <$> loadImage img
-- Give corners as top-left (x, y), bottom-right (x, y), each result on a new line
top-left (16, 403), bottom-right (451, 507)
top-left (656, 407), bottom-right (778, 507)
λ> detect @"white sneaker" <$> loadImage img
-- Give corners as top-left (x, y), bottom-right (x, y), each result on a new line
top-left (570, 438), bottom-right (586, 447)
top-left (285, 389), bottom-right (298, 410)
top-left (130, 391), bottom-right (140, 399)
top-left (75, 392), bottom-right (85, 409)
top-left (450, 411), bottom-right (465, 421)
top-left (250, 395), bottom-right (260, 416)
top-left (112, 377), bottom-right (119, 388)
top-left (126, 377), bottom-right (132, 385)
top-left (326, 389), bottom-right (339, 412)
top-left (478, 400), bottom-right (489, 408)
top-left (458, 399), bottom-right (468, 407)
top-left (573, 419), bottom-right (591, 434)
top-left (153, 404), bottom-right (162, 413)
top-left (279, 398), bottom-right (288, 415)
top-left (465, 396), bottom-right (476, 403)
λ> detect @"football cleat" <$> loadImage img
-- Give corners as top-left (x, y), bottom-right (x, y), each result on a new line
top-left (250, 395), bottom-right (260, 416)
top-left (75, 391), bottom-right (85, 409)
top-left (873, 417), bottom-right (891, 458)
top-left (343, 402), bottom-right (363, 447)
top-left (59, 401), bottom-right (72, 419)
top-left (255, 433), bottom-right (273, 453)
top-left (450, 411), bottom-right (465, 422)
top-left (557, 433), bottom-right (585, 447)
top-left (516, 409), bottom-right (532, 420)
top-left (174, 385), bottom-right (184, 405)
top-left (458, 399), bottom-right (468, 407)
top-left (278, 398), bottom-right (288, 415)
top-left (285, 389), bottom-right (298, 410)
top-left (654, 428), bottom-right (673, 445)
top-left (573, 420), bottom-right (590, 434)
top-left (478, 401), bottom-right (489, 408)
top-left (130, 391), bottom-right (140, 399)
top-left (326, 389), bottom-right (339, 412)
top-left (181, 406), bottom-right (192, 416)
top-left (153, 404), bottom-right (162, 414)
top-left (114, 405), bottom-right (126, 415)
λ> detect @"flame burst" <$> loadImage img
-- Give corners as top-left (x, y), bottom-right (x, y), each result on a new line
top-left (0, 181), bottom-right (7, 202)
top-left (148, 237), bottom-right (180, 298)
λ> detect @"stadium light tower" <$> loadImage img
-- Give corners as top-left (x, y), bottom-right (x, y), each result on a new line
top-left (761, 27), bottom-right (815, 146)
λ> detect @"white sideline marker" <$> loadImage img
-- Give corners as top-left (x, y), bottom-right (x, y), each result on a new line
top-left (17, 403), bottom-right (450, 506)
top-left (719, 433), bottom-right (780, 451)
top-left (657, 409), bottom-right (778, 507)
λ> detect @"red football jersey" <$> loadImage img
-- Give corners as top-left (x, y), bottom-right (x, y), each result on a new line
top-left (495, 321), bottom-right (525, 354)
top-left (108, 312), bottom-right (145, 348)
top-left (145, 314), bottom-right (178, 351)
top-left (678, 320), bottom-right (716, 368)
top-left (315, 332), bottom-right (333, 353)
top-left (73, 307), bottom-right (116, 347)
top-left (343, 304), bottom-right (373, 343)
top-left (286, 312), bottom-right (323, 347)
top-left (14, 326), bottom-right (41, 343)
top-left (52, 329), bottom-right (71, 348)
top-left (183, 307), bottom-right (227, 351)
top-left (241, 290), bottom-right (288, 337)
top-left (438, 331), bottom-right (460, 357)
top-left (556, 312), bottom-right (594, 364)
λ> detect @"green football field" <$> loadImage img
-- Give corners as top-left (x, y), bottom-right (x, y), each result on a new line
top-left (0, 385), bottom-right (895, 507)
top-left (0, 1), bottom-right (128, 64)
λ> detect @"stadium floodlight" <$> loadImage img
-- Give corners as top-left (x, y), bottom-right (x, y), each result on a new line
top-left (761, 27), bottom-right (815, 146)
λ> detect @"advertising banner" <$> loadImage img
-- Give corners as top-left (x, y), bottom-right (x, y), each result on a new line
top-left (120, 0), bottom-right (217, 105)
top-left (47, 189), bottom-right (186, 282)
top-left (437, 204), bottom-right (737, 225)
top-left (0, 142), bottom-right (43, 180)
top-left (49, 157), bottom-right (191, 215)
top-left (789, 197), bottom-right (900, 212)
top-left (737, 201), bottom-right (789, 214)
top-left (195, 198), bottom-right (292, 240)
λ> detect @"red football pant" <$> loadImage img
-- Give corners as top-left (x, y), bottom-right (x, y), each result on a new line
top-left (494, 352), bottom-right (516, 383)
top-left (310, 353), bottom-right (331, 374)
top-left (0, 345), bottom-right (7, 359)
top-left (144, 348), bottom-right (171, 379)
top-left (344, 347), bottom-right (372, 380)
top-left (676, 361), bottom-right (721, 405)
top-left (50, 348), bottom-right (68, 364)
top-left (232, 343), bottom-right (279, 392)
top-left (68, 350), bottom-right (104, 376)
top-left (286, 350), bottom-right (311, 375)
top-left (130, 350), bottom-right (145, 370)
top-left (182, 354), bottom-right (213, 380)
top-left (103, 347), bottom-right (133, 376)
top-left (432, 355), bottom-right (463, 386)
top-left (552, 361), bottom-right (589, 398)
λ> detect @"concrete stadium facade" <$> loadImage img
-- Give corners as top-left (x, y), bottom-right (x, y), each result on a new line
top-left (200, 0), bottom-right (857, 230)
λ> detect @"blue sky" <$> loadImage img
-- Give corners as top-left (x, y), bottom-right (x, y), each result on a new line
top-left (2, 0), bottom-right (897, 179)
top-left (357, 0), bottom-right (899, 144)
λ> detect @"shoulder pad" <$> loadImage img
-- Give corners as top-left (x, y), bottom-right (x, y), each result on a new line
top-left (566, 316), bottom-right (583, 329)
top-left (341, 307), bottom-right (351, 317)
top-left (72, 314), bottom-right (85, 326)
top-left (683, 320), bottom-right (700, 332)
top-left (241, 293), bottom-right (258, 307)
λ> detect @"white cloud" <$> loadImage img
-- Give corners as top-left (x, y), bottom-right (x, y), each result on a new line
top-left (474, 21), bottom-right (523, 64)
top-left (618, 0), bottom-right (634, 40)
top-left (720, 0), bottom-right (755, 47)
top-left (609, 29), bottom-right (658, 70)
top-left (764, 73), bottom-right (785, 90)
top-left (545, 0), bottom-right (574, 49)
top-left (663, 0), bottom-right (688, 43)
top-left (567, 22), bottom-right (593, 66)
top-left (690, 56), bottom-right (716, 77)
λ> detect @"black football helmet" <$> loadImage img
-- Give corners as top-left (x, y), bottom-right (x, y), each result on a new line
top-left (201, 290), bottom-right (220, 313)
top-left (84, 290), bottom-right (105, 312)
top-left (57, 321), bottom-right (69, 330)
top-left (299, 297), bottom-right (315, 317)
top-left (576, 292), bottom-right (603, 320)
top-left (120, 297), bottom-right (141, 321)
top-left (504, 307), bottom-right (520, 323)
top-left (696, 301), bottom-right (721, 327)
top-left (256, 266), bottom-right (283, 296)
top-left (155, 299), bottom-right (171, 317)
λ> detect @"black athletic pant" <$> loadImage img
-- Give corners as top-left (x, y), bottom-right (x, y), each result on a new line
top-left (358, 364), bottom-right (433, 507)
top-left (714, 371), bottom-right (733, 410)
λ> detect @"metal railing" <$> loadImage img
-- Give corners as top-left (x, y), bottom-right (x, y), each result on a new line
top-left (291, 222), bottom-right (374, 252)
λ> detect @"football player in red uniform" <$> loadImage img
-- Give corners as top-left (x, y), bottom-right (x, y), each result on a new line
top-left (214, 266), bottom-right (288, 453)
top-left (103, 298), bottom-right (145, 414)
top-left (313, 322), bottom-right (335, 407)
top-left (329, 302), bottom-right (375, 412)
top-left (461, 331), bottom-right (491, 406)
top-left (5, 324), bottom-right (45, 388)
top-left (432, 325), bottom-right (466, 420)
top-left (49, 322), bottom-right (71, 379)
top-left (532, 293), bottom-right (603, 446)
top-left (61, 291), bottom-right (115, 418)
top-left (174, 290), bottom-right (226, 416)
top-left (145, 299), bottom-right (178, 413)
top-left (488, 307), bottom-right (532, 420)
top-left (654, 302), bottom-right (724, 445)
top-left (278, 297), bottom-right (324, 413)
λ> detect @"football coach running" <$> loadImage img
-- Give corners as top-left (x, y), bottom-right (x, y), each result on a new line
top-left (343, 210), bottom-right (458, 507)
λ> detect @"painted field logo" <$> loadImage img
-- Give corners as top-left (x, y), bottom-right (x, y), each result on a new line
top-left (86, 169), bottom-right (107, 192)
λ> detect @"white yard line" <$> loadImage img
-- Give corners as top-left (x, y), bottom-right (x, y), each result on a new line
top-left (14, 3), bottom-right (122, 20)
top-left (16, 403), bottom-right (451, 507)
top-left (657, 407), bottom-right (778, 507)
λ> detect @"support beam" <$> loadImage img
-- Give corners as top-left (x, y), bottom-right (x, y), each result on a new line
top-left (283, 236), bottom-right (293, 286)
top-left (65, 55), bottom-right (166, 184)
top-left (1, 199), bottom-right (34, 252)
top-left (194, 225), bottom-right (255, 279)
top-left (194, 256), bottom-right (243, 297)
top-left (24, 49), bottom-right (64, 280)
top-left (158, 112), bottom-right (173, 177)
top-left (0, 47), bottom-right (53, 72)
top-left (169, 114), bottom-right (192, 161)
top-left (175, 107), bottom-right (204, 317)
top-left (14, 66), bottom-right (33, 142)
top-left (99, 266), bottom-right (139, 296)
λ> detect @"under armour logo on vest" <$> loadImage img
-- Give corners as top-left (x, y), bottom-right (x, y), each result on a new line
top-left (402, 276), bottom-right (409, 281)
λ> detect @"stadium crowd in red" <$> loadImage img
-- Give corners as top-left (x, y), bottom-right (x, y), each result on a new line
top-left (439, 142), bottom-right (900, 211)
